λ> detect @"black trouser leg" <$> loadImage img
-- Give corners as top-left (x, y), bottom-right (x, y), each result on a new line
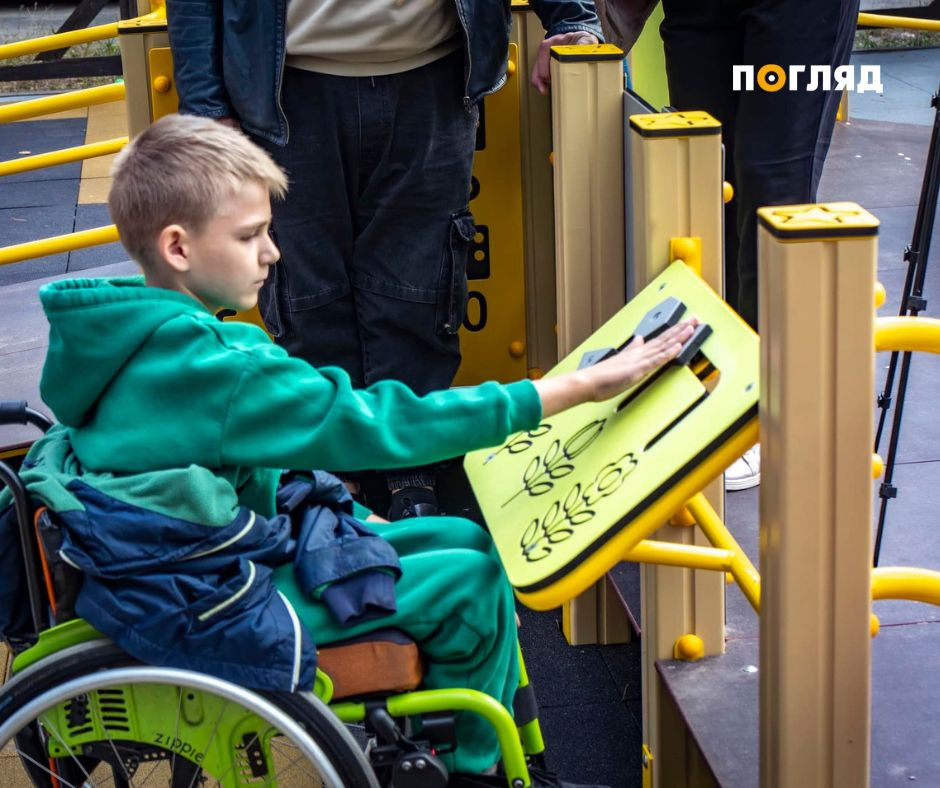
top-left (661, 0), bottom-right (859, 328)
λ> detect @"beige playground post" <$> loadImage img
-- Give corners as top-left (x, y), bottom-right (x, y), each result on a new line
top-left (628, 111), bottom-right (727, 786)
top-left (117, 3), bottom-right (173, 139)
top-left (548, 42), bottom-right (628, 645)
top-left (510, 2), bottom-right (558, 379)
top-left (758, 203), bottom-right (876, 787)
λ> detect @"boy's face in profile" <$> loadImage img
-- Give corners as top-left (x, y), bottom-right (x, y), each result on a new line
top-left (163, 181), bottom-right (280, 313)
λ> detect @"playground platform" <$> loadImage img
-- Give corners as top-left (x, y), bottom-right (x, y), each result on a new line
top-left (1, 47), bottom-right (938, 787)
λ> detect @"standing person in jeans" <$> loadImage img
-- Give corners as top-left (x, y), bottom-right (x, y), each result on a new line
top-left (167, 0), bottom-right (602, 519)
top-left (663, 0), bottom-right (860, 490)
top-left (597, 0), bottom-right (858, 489)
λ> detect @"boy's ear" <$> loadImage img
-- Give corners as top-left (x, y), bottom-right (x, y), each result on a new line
top-left (157, 224), bottom-right (191, 273)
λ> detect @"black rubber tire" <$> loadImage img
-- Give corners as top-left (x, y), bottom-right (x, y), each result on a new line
top-left (0, 638), bottom-right (378, 788)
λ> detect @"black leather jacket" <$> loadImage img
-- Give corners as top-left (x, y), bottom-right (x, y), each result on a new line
top-left (166, 0), bottom-right (603, 144)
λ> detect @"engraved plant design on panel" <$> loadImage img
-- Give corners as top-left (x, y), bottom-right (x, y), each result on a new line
top-left (483, 423), bottom-right (552, 465)
top-left (520, 452), bottom-right (639, 562)
top-left (502, 419), bottom-right (605, 507)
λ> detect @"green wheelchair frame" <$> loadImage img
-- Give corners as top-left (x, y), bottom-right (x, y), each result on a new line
top-left (0, 405), bottom-right (545, 788)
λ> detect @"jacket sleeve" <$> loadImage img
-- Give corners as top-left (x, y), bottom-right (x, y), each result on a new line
top-left (219, 343), bottom-right (542, 472)
top-left (166, 0), bottom-right (234, 118)
top-left (528, 0), bottom-right (604, 40)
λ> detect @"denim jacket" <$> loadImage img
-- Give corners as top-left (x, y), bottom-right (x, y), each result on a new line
top-left (166, 0), bottom-right (603, 144)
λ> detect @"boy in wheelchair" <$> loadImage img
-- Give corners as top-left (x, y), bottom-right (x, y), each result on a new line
top-left (0, 114), bottom-right (695, 787)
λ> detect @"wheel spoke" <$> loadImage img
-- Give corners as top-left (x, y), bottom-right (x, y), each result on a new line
top-left (14, 744), bottom-right (82, 788)
top-left (36, 713), bottom-right (95, 785)
top-left (268, 735), bottom-right (325, 783)
top-left (185, 697), bottom-right (231, 788)
top-left (88, 693), bottom-right (132, 787)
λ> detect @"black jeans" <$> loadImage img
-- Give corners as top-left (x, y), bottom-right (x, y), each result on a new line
top-left (254, 50), bottom-right (478, 394)
top-left (660, 0), bottom-right (859, 328)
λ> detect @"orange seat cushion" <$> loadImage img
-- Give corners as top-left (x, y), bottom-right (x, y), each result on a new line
top-left (317, 629), bottom-right (424, 700)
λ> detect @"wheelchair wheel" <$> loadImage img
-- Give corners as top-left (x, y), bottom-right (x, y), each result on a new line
top-left (0, 639), bottom-right (379, 788)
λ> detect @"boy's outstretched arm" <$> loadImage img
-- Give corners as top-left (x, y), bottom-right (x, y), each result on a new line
top-left (533, 319), bottom-right (698, 418)
top-left (218, 320), bottom-right (696, 473)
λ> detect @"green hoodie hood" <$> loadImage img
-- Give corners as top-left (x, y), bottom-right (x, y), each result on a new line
top-left (39, 277), bottom-right (213, 427)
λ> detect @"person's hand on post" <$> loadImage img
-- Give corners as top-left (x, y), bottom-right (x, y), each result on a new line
top-left (533, 318), bottom-right (698, 417)
top-left (531, 31), bottom-right (600, 95)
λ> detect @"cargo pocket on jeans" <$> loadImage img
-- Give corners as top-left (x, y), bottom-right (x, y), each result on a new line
top-left (436, 209), bottom-right (474, 335)
top-left (257, 228), bottom-right (289, 339)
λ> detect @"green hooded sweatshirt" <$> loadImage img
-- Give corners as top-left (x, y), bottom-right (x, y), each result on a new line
top-left (32, 276), bottom-right (542, 523)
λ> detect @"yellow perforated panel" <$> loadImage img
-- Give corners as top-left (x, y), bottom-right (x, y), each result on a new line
top-left (465, 261), bottom-right (759, 609)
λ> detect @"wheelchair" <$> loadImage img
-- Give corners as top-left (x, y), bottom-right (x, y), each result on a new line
top-left (0, 401), bottom-right (546, 788)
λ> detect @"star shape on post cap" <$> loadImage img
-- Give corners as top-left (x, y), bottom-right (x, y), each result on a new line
top-left (758, 202), bottom-right (879, 235)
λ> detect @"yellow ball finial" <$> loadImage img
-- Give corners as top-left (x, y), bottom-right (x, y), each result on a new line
top-left (722, 181), bottom-right (734, 204)
top-left (872, 453), bottom-right (884, 479)
top-left (874, 281), bottom-right (886, 309)
top-left (673, 634), bottom-right (705, 661)
top-left (870, 613), bottom-right (880, 638)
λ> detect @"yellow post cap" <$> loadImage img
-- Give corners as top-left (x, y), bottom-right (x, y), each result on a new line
top-left (723, 181), bottom-right (734, 204)
top-left (872, 453), bottom-right (884, 479)
top-left (757, 202), bottom-right (879, 240)
top-left (870, 613), bottom-right (880, 638)
top-left (629, 111), bottom-right (721, 138)
top-left (550, 43), bottom-right (624, 62)
top-left (874, 281), bottom-right (886, 309)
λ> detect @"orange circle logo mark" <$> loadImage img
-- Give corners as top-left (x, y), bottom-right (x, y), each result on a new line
top-left (757, 64), bottom-right (786, 92)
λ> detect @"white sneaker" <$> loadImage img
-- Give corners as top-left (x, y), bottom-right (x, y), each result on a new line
top-left (725, 444), bottom-right (760, 491)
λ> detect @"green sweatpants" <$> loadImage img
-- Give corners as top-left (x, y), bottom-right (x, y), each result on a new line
top-left (272, 516), bottom-right (520, 774)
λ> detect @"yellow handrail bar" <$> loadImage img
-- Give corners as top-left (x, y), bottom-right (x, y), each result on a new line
top-left (0, 7), bottom-right (166, 62)
top-left (686, 492), bottom-right (762, 613)
top-left (624, 540), bottom-right (735, 573)
top-left (0, 83), bottom-right (125, 125)
top-left (0, 225), bottom-right (120, 267)
top-left (0, 21), bottom-right (120, 61)
top-left (872, 567), bottom-right (940, 606)
top-left (875, 316), bottom-right (940, 354)
top-left (0, 137), bottom-right (127, 178)
top-left (858, 11), bottom-right (940, 33)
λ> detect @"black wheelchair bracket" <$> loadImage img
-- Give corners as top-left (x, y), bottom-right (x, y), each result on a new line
top-left (0, 400), bottom-right (54, 431)
top-left (365, 703), bottom-right (451, 787)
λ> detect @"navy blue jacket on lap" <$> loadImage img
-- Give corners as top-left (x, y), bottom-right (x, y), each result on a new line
top-left (0, 468), bottom-right (400, 692)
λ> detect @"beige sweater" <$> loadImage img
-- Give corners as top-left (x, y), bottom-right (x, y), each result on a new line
top-left (286, 0), bottom-right (462, 76)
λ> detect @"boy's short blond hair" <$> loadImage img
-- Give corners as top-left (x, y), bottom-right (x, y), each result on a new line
top-left (108, 114), bottom-right (288, 268)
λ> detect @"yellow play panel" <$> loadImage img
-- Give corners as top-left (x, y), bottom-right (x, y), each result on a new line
top-left (465, 261), bottom-right (759, 609)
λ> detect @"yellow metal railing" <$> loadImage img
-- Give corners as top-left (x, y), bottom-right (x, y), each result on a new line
top-left (0, 4), bottom-right (165, 62)
top-left (0, 82), bottom-right (126, 125)
top-left (0, 4), bottom-right (168, 266)
top-left (858, 11), bottom-right (940, 33)
top-left (875, 316), bottom-right (940, 355)
top-left (0, 137), bottom-right (128, 178)
top-left (0, 226), bottom-right (120, 267)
